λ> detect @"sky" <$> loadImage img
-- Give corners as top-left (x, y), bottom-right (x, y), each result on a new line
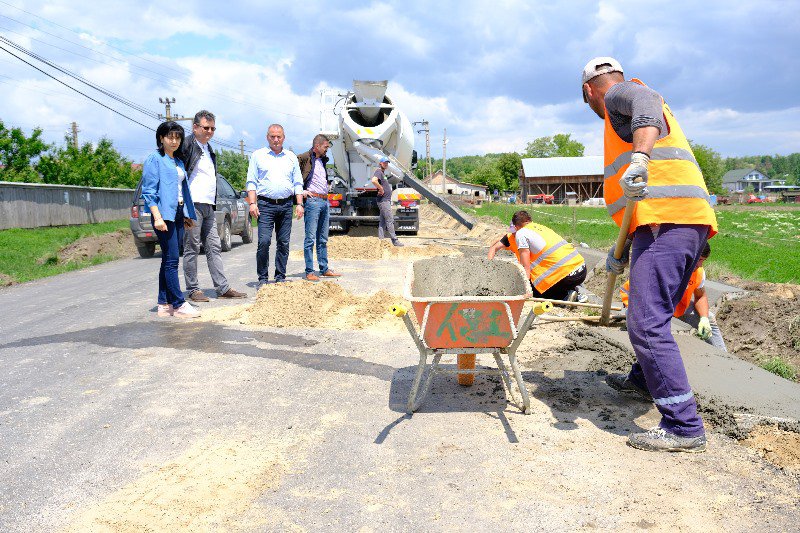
top-left (1, 0), bottom-right (798, 165)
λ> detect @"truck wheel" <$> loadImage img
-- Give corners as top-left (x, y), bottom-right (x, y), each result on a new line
top-left (240, 215), bottom-right (253, 244)
top-left (137, 242), bottom-right (156, 258)
top-left (221, 218), bottom-right (232, 252)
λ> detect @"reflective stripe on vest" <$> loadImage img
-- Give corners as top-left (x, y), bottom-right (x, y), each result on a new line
top-left (511, 222), bottom-right (584, 292)
top-left (602, 78), bottom-right (717, 237)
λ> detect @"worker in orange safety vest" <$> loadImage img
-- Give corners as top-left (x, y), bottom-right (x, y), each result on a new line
top-left (582, 56), bottom-right (717, 453)
top-left (487, 210), bottom-right (586, 302)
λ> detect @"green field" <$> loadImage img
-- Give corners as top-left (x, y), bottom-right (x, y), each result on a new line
top-left (0, 220), bottom-right (130, 284)
top-left (465, 203), bottom-right (800, 284)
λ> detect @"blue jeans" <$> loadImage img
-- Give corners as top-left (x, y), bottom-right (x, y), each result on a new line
top-left (154, 210), bottom-right (185, 307)
top-left (303, 197), bottom-right (330, 274)
top-left (626, 223), bottom-right (709, 437)
top-left (257, 199), bottom-right (293, 283)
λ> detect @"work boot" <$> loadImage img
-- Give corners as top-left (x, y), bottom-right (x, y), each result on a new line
top-left (188, 290), bottom-right (210, 303)
top-left (392, 240), bottom-right (404, 247)
top-left (219, 288), bottom-right (247, 298)
top-left (605, 373), bottom-right (652, 402)
top-left (628, 427), bottom-right (707, 453)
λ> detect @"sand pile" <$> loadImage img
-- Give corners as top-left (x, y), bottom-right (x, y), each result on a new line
top-left (740, 424), bottom-right (800, 474)
top-left (57, 230), bottom-right (138, 264)
top-left (291, 235), bottom-right (460, 261)
top-left (227, 280), bottom-right (410, 331)
top-left (417, 204), bottom-right (505, 245)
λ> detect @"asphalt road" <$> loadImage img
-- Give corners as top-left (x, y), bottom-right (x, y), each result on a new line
top-left (1, 221), bottom-right (798, 531)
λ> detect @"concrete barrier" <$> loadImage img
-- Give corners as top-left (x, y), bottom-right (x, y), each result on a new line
top-left (0, 181), bottom-right (134, 229)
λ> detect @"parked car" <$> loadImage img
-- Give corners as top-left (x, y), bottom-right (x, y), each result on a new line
top-left (746, 194), bottom-right (764, 204)
top-left (527, 193), bottom-right (555, 204)
top-left (130, 174), bottom-right (253, 258)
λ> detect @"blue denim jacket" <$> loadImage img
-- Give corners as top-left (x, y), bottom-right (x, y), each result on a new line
top-left (141, 152), bottom-right (197, 222)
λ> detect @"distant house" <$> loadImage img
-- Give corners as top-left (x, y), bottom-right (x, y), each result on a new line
top-left (131, 163), bottom-right (143, 172)
top-left (721, 168), bottom-right (783, 193)
top-left (520, 156), bottom-right (603, 204)
top-left (423, 170), bottom-right (487, 198)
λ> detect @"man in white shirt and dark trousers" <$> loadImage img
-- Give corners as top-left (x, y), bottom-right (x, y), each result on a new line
top-left (181, 110), bottom-right (247, 302)
top-left (246, 124), bottom-right (305, 287)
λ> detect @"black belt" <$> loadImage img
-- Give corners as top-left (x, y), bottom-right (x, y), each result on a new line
top-left (258, 195), bottom-right (291, 205)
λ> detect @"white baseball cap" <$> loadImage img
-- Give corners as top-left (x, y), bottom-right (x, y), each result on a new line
top-left (581, 57), bottom-right (623, 101)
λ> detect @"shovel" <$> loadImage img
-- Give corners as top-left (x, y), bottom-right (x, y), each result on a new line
top-left (600, 198), bottom-right (637, 326)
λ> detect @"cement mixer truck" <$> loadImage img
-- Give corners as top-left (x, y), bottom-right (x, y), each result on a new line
top-left (320, 80), bottom-right (473, 234)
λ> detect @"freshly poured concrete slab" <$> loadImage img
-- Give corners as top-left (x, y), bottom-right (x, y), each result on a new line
top-left (597, 327), bottom-right (800, 424)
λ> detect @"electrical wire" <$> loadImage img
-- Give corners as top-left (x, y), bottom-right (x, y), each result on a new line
top-left (0, 41), bottom-right (154, 130)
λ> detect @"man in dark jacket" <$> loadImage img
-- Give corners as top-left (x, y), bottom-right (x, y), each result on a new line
top-left (296, 134), bottom-right (341, 281)
top-left (180, 110), bottom-right (246, 301)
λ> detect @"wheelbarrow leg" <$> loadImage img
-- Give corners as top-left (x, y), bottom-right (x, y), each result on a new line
top-left (508, 350), bottom-right (531, 415)
top-left (407, 352), bottom-right (441, 413)
top-left (492, 352), bottom-right (516, 402)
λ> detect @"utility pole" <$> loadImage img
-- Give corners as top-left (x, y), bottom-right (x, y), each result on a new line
top-left (158, 97), bottom-right (192, 122)
top-left (239, 139), bottom-right (245, 156)
top-left (442, 128), bottom-right (448, 194)
top-left (70, 121), bottom-right (79, 149)
top-left (413, 119), bottom-right (431, 180)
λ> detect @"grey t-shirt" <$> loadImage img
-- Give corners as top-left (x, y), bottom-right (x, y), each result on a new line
top-left (373, 169), bottom-right (392, 203)
top-left (604, 81), bottom-right (667, 143)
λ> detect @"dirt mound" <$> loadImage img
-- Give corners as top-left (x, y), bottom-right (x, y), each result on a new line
top-left (0, 272), bottom-right (14, 287)
top-left (57, 230), bottom-right (138, 264)
top-left (741, 424), bottom-right (800, 474)
top-left (291, 235), bottom-right (460, 261)
top-left (715, 280), bottom-right (800, 379)
top-left (417, 204), bottom-right (505, 245)
top-left (227, 280), bottom-right (409, 331)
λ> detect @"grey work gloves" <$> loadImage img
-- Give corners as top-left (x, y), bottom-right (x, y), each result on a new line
top-left (606, 241), bottom-right (631, 275)
top-left (619, 152), bottom-right (650, 201)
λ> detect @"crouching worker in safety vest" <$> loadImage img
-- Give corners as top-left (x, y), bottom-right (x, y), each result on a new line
top-left (620, 243), bottom-right (727, 351)
top-left (487, 210), bottom-right (586, 301)
top-left (582, 56), bottom-right (718, 453)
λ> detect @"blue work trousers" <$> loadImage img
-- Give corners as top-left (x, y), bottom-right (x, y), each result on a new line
top-left (626, 223), bottom-right (709, 437)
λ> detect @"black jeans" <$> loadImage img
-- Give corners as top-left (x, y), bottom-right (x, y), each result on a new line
top-left (256, 199), bottom-right (293, 283)
top-left (531, 265), bottom-right (586, 301)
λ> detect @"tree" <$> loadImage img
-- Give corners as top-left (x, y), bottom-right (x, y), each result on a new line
top-left (689, 140), bottom-right (724, 195)
top-left (524, 133), bottom-right (584, 158)
top-left (524, 136), bottom-right (555, 158)
top-left (216, 149), bottom-right (249, 191)
top-left (0, 120), bottom-right (49, 182)
top-left (552, 133), bottom-right (585, 157)
top-left (37, 137), bottom-right (140, 188)
top-left (495, 152), bottom-right (522, 190)
top-left (464, 159), bottom-right (505, 193)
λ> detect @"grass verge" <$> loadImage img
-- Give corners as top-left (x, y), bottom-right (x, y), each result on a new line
top-left (465, 203), bottom-right (800, 283)
top-left (0, 220), bottom-right (130, 284)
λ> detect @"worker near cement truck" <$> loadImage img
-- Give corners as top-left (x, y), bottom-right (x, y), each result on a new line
top-left (487, 210), bottom-right (586, 302)
top-left (371, 156), bottom-right (403, 247)
top-left (619, 242), bottom-right (727, 351)
top-left (582, 56), bottom-right (717, 453)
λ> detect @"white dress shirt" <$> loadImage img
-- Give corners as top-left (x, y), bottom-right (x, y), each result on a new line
top-left (188, 140), bottom-right (217, 204)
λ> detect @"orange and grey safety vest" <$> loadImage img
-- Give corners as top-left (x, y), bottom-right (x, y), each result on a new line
top-left (620, 266), bottom-right (705, 317)
top-left (603, 79), bottom-right (717, 237)
top-left (505, 222), bottom-right (585, 292)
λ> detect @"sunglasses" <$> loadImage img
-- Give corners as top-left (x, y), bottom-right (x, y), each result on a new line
top-left (197, 125), bottom-right (216, 132)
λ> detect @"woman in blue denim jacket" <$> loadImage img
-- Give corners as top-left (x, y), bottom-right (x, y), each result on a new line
top-left (141, 121), bottom-right (200, 318)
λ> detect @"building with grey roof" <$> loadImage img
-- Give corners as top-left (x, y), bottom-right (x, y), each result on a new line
top-left (519, 156), bottom-right (603, 203)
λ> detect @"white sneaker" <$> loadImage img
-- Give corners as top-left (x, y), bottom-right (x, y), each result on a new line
top-left (157, 304), bottom-right (174, 317)
top-left (174, 302), bottom-right (201, 318)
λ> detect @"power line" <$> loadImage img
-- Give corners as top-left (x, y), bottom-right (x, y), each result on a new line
top-left (1, 36), bottom-right (159, 119)
top-left (0, 2), bottom-right (189, 78)
top-left (0, 41), bottom-right (154, 130)
top-left (0, 11), bottom-right (314, 121)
